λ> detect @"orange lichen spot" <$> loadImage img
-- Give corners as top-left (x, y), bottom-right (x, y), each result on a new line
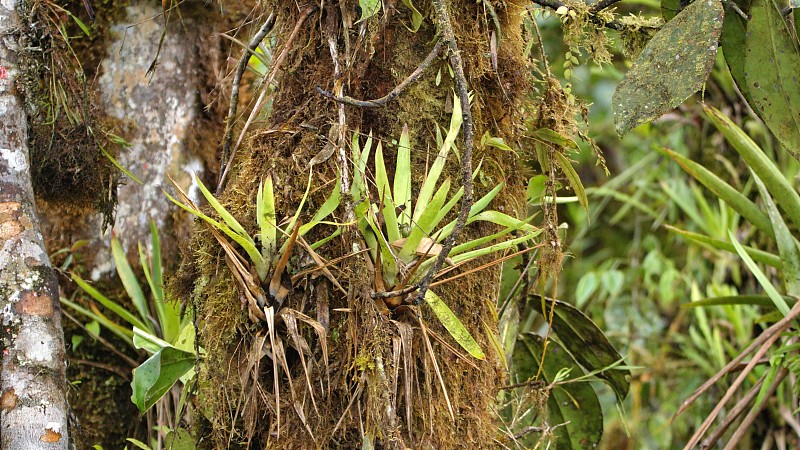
top-left (40, 423), bottom-right (62, 443)
top-left (1, 388), bottom-right (17, 412)
top-left (17, 292), bottom-right (53, 316)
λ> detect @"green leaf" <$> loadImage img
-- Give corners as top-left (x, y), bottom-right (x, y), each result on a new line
top-left (661, 148), bottom-right (774, 238)
top-left (358, 0), bottom-right (381, 22)
top-left (165, 428), bottom-right (195, 450)
top-left (529, 128), bottom-right (580, 151)
top-left (194, 174), bottom-right (254, 245)
top-left (705, 106), bottom-right (800, 232)
top-left (512, 334), bottom-right (603, 449)
top-left (394, 125), bottom-right (413, 228)
top-left (71, 273), bottom-right (150, 333)
top-left (375, 142), bottom-right (401, 244)
top-left (538, 297), bottom-right (630, 401)
top-left (100, 146), bottom-right (142, 184)
top-left (720, 0), bottom-right (755, 107)
top-left (744, 0), bottom-right (800, 162)
top-left (666, 225), bottom-right (783, 268)
top-left (400, 178), bottom-right (451, 261)
top-left (753, 174), bottom-right (800, 296)
top-left (682, 295), bottom-right (796, 309)
top-left (125, 439), bottom-right (152, 450)
top-left (728, 229), bottom-right (791, 316)
top-left (575, 272), bottom-right (599, 308)
top-left (61, 297), bottom-right (134, 346)
top-left (400, 0), bottom-right (423, 31)
top-left (111, 238), bottom-right (151, 329)
top-left (661, 0), bottom-right (680, 21)
top-left (613, 0), bottom-right (724, 135)
top-left (298, 177), bottom-right (341, 236)
top-left (424, 290), bottom-right (485, 359)
top-left (553, 151), bottom-right (588, 212)
top-left (258, 176), bottom-right (277, 259)
top-left (131, 347), bottom-right (196, 413)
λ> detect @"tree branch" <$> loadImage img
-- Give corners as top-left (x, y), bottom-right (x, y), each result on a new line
top-left (0, 2), bottom-right (70, 447)
top-left (531, 0), bottom-right (623, 30)
top-left (413, 0), bottom-right (475, 305)
top-left (316, 40), bottom-right (444, 108)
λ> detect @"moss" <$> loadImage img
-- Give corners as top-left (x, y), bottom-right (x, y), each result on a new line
top-left (171, 1), bottom-right (537, 448)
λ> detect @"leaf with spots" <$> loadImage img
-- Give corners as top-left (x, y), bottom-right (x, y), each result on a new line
top-left (613, 0), bottom-right (724, 135)
top-left (512, 334), bottom-right (603, 450)
top-left (744, 0), bottom-right (800, 163)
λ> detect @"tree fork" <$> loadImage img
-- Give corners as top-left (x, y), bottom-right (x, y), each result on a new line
top-left (0, 1), bottom-right (70, 448)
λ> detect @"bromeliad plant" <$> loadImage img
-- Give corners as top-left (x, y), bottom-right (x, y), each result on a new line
top-left (62, 223), bottom-right (196, 447)
top-left (351, 96), bottom-right (542, 360)
top-left (166, 171), bottom-right (340, 438)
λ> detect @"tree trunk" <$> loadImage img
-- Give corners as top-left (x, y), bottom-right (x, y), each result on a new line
top-left (0, 1), bottom-right (69, 448)
top-left (184, 1), bottom-right (530, 448)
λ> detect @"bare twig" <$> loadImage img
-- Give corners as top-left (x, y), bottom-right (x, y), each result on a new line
top-left (700, 372), bottom-right (766, 449)
top-left (316, 40), bottom-right (444, 108)
top-left (675, 301), bottom-right (800, 421)
top-left (371, 283), bottom-right (420, 300)
top-left (218, 6), bottom-right (316, 192)
top-left (219, 12), bottom-right (276, 193)
top-left (63, 310), bottom-right (139, 367)
top-left (68, 358), bottom-right (131, 381)
top-left (680, 301), bottom-right (800, 450)
top-left (722, 368), bottom-right (788, 450)
top-left (589, 0), bottom-right (623, 13)
top-left (413, 0), bottom-right (475, 306)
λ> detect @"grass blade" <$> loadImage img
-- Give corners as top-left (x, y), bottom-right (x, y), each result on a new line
top-left (728, 229), bottom-right (790, 316)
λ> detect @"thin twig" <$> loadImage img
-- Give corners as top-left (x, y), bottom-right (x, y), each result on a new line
top-left (413, 0), bottom-right (475, 305)
top-left (219, 12), bottom-right (276, 193)
top-left (531, 0), bottom-right (623, 30)
top-left (722, 368), bottom-right (788, 450)
top-left (700, 372), bottom-right (766, 449)
top-left (316, 40), bottom-right (444, 108)
top-left (674, 301), bottom-right (800, 420)
top-left (681, 302), bottom-right (800, 449)
top-left (589, 0), bottom-right (623, 13)
top-left (69, 358), bottom-right (131, 381)
top-left (371, 283), bottom-right (420, 300)
top-left (62, 310), bottom-right (139, 367)
top-left (218, 6), bottom-right (316, 192)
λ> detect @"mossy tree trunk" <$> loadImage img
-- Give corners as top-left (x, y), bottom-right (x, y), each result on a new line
top-left (0, 1), bottom-right (69, 448)
top-left (185, 1), bottom-right (532, 448)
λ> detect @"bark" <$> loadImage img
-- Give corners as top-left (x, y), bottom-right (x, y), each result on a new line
top-left (0, 0), bottom-right (69, 448)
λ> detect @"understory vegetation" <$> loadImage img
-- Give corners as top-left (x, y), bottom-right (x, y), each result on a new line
top-left (12, 0), bottom-right (800, 448)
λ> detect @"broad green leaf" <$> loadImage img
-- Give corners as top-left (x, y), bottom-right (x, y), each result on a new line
top-left (575, 272), bottom-right (599, 308)
top-left (133, 327), bottom-right (172, 354)
top-left (258, 176), bottom-right (277, 258)
top-left (394, 125), bottom-right (413, 228)
top-left (131, 347), bottom-right (196, 413)
top-left (71, 273), bottom-right (150, 333)
top-left (613, 0), bottom-right (723, 135)
top-left (744, 0), bottom-right (800, 162)
top-left (424, 290), bottom-right (485, 359)
top-left (553, 151), bottom-right (588, 212)
top-left (666, 226), bottom-right (783, 268)
top-left (720, 0), bottom-right (755, 107)
top-left (661, 0), bottom-right (679, 20)
top-left (357, 0), bottom-right (381, 23)
top-left (661, 147), bottom-right (774, 238)
top-left (753, 174), bottom-right (800, 295)
top-left (512, 334), bottom-right (603, 449)
top-left (400, 0), bottom-right (423, 31)
top-left (705, 106), bottom-right (800, 232)
top-left (728, 230), bottom-right (791, 316)
top-left (165, 428), bottom-right (195, 450)
top-left (536, 297), bottom-right (630, 401)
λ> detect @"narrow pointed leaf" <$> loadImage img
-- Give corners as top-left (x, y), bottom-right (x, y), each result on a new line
top-left (424, 290), bottom-right (485, 359)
